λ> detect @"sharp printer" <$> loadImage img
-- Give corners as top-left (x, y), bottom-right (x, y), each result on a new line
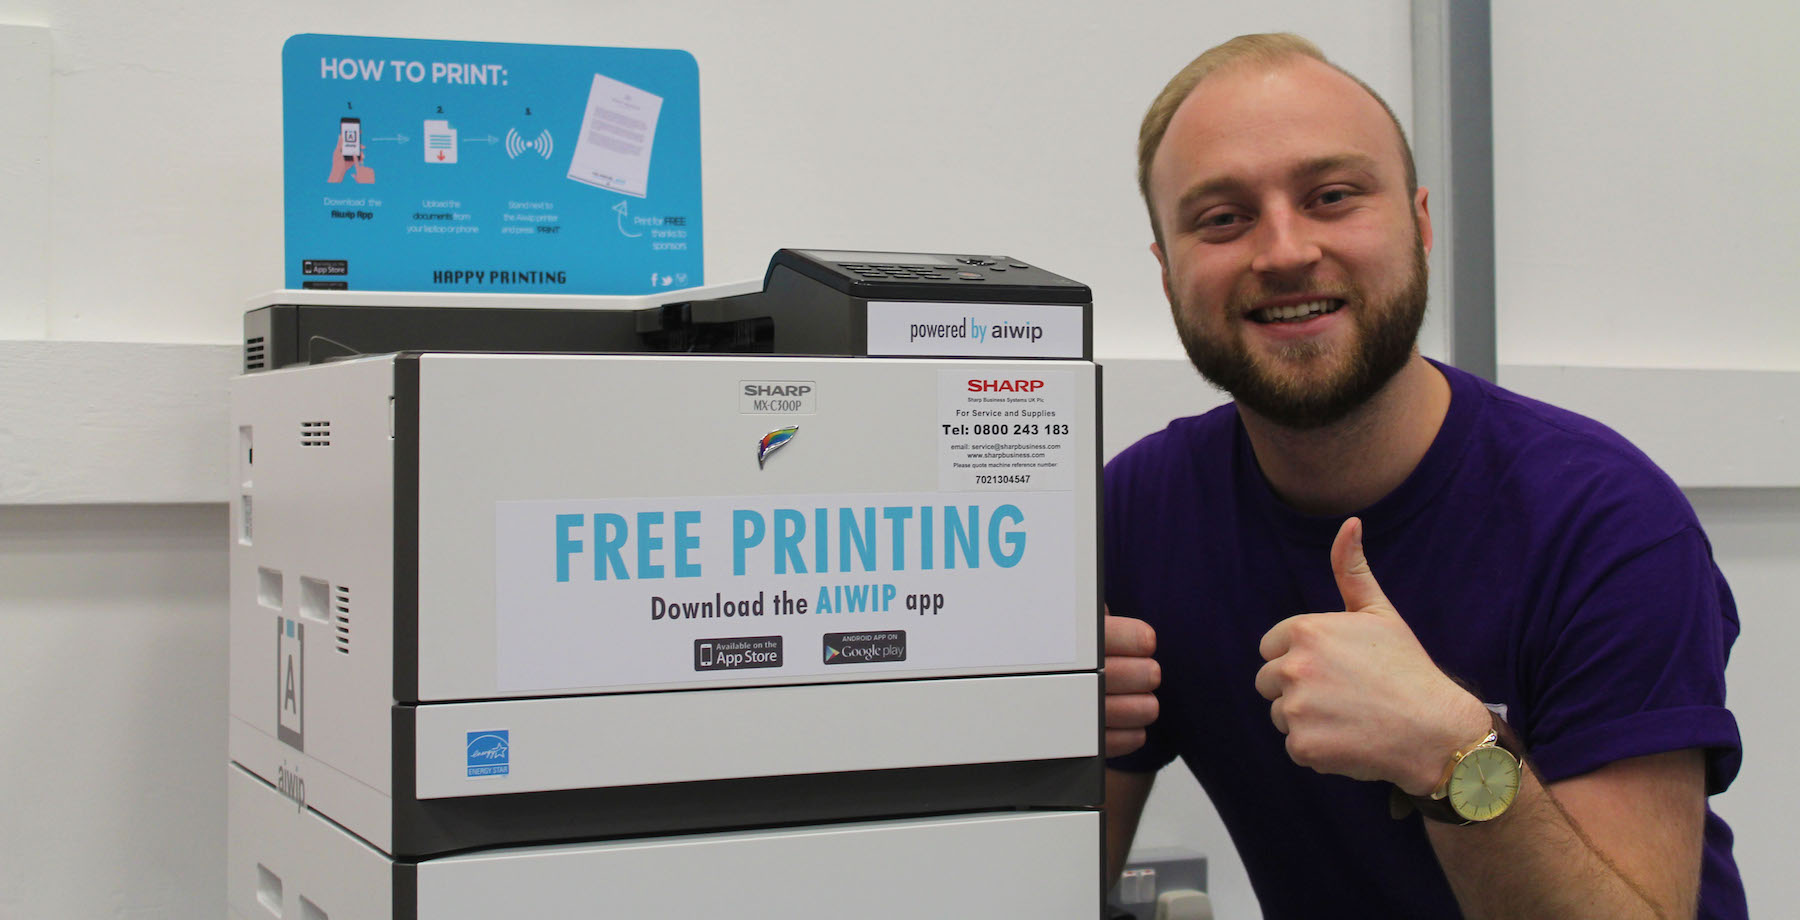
top-left (227, 249), bottom-right (1103, 919)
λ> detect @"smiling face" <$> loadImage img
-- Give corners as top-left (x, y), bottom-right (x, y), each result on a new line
top-left (1147, 56), bottom-right (1432, 429)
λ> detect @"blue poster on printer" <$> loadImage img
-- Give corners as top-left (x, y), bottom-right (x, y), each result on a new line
top-left (282, 34), bottom-right (701, 294)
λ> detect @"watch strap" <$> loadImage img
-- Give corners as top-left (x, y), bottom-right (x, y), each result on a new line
top-left (1408, 782), bottom-right (1471, 825)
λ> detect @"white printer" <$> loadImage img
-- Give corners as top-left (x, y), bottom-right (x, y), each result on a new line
top-left (227, 249), bottom-right (1103, 918)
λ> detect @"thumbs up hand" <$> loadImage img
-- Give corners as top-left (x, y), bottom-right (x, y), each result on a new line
top-left (1254, 518), bottom-right (1492, 795)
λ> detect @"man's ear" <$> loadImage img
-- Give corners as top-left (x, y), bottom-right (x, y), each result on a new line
top-left (1150, 241), bottom-right (1173, 305)
top-left (1414, 186), bottom-right (1433, 257)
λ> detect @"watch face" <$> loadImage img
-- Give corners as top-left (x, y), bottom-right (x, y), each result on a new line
top-left (1449, 745), bottom-right (1522, 822)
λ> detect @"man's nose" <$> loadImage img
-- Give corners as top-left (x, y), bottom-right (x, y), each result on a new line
top-left (1249, 206), bottom-right (1322, 277)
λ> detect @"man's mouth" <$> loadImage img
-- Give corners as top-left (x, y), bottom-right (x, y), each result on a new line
top-left (1248, 299), bottom-right (1345, 324)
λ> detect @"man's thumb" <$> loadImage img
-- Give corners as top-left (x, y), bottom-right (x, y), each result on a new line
top-left (1331, 517), bottom-right (1394, 614)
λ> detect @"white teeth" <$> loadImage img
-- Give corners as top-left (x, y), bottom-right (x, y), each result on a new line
top-left (1259, 300), bottom-right (1337, 322)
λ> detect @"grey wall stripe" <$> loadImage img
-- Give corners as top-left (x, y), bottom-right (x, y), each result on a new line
top-left (1413, 0), bottom-right (1497, 381)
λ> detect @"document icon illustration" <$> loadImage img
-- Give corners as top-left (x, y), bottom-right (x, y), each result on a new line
top-left (423, 119), bottom-right (458, 164)
top-left (567, 73), bottom-right (662, 198)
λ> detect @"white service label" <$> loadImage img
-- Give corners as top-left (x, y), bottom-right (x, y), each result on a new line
top-left (938, 370), bottom-right (1078, 492)
top-left (865, 301), bottom-right (1084, 358)
top-left (495, 490), bottom-right (1079, 692)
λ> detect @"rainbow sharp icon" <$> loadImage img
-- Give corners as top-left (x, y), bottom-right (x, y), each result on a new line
top-left (757, 426), bottom-right (799, 468)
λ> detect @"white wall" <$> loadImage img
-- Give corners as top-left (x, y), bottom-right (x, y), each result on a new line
top-left (1492, 1), bottom-right (1800, 371)
top-left (0, 504), bottom-right (228, 919)
top-left (1687, 489), bottom-right (1800, 913)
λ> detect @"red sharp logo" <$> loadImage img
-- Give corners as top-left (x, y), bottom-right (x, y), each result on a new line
top-left (967, 379), bottom-right (1046, 393)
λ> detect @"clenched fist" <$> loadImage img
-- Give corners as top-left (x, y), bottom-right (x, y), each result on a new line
top-left (1104, 610), bottom-right (1161, 758)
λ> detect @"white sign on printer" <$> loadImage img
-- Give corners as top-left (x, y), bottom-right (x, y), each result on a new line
top-left (865, 301), bottom-right (1085, 358)
top-left (495, 489), bottom-right (1078, 692)
top-left (938, 369), bottom-right (1078, 492)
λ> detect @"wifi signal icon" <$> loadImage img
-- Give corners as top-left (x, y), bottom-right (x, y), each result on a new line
top-left (504, 128), bottom-right (554, 160)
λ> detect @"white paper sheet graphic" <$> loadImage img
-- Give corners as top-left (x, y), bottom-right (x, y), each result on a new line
top-left (423, 119), bottom-right (458, 164)
top-left (565, 72), bottom-right (663, 198)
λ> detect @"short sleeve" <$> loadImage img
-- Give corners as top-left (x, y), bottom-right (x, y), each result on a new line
top-left (1525, 526), bottom-right (1741, 793)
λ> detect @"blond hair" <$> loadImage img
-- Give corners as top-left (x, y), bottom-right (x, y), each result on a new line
top-left (1137, 33), bottom-right (1417, 240)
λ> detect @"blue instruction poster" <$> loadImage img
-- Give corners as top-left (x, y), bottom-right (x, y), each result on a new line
top-left (283, 34), bottom-right (701, 294)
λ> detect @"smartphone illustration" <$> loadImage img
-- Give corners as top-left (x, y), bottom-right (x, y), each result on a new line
top-left (340, 117), bottom-right (361, 161)
top-left (699, 643), bottom-right (714, 667)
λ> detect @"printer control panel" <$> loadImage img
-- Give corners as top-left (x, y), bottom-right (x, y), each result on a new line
top-left (778, 248), bottom-right (1089, 303)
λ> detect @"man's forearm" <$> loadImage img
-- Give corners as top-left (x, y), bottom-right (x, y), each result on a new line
top-left (1104, 768), bottom-right (1155, 884)
top-left (1423, 757), bottom-right (1701, 920)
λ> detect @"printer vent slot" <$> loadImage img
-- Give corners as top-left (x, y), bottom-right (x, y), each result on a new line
top-left (334, 586), bottom-right (351, 654)
top-left (300, 420), bottom-right (331, 447)
top-left (244, 336), bottom-right (267, 372)
top-left (255, 863), bottom-right (283, 915)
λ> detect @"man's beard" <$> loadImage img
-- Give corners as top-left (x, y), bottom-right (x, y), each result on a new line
top-left (1173, 242), bottom-right (1429, 430)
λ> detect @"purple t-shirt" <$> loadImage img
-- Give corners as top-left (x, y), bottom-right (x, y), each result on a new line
top-left (1105, 361), bottom-right (1744, 918)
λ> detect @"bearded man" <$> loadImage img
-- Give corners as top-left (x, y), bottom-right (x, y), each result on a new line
top-left (1102, 33), bottom-right (1745, 918)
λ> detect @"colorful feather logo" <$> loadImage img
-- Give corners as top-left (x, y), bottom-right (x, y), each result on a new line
top-left (757, 426), bottom-right (799, 468)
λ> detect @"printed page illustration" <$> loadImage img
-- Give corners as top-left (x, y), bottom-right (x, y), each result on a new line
top-left (566, 72), bottom-right (663, 198)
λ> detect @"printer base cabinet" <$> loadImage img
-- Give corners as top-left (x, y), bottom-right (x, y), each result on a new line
top-left (229, 764), bottom-right (1101, 919)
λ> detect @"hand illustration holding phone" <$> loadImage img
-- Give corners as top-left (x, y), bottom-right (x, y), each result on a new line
top-left (327, 117), bottom-right (375, 184)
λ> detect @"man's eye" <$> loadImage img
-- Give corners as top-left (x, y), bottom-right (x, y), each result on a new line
top-left (1198, 212), bottom-right (1244, 229)
top-left (1314, 189), bottom-right (1353, 207)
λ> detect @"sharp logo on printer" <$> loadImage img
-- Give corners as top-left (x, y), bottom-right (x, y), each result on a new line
top-left (968, 379), bottom-right (1046, 393)
top-left (743, 384), bottom-right (812, 397)
top-left (740, 380), bottom-right (818, 415)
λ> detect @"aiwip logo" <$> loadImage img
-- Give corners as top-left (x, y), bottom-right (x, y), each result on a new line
top-left (466, 730), bottom-right (510, 778)
top-left (757, 426), bottom-right (798, 469)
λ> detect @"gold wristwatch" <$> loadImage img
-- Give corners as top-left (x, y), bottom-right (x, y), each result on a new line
top-left (1405, 712), bottom-right (1523, 825)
